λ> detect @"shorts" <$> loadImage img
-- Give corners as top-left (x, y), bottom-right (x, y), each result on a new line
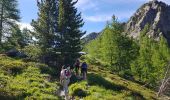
top-left (81, 68), bottom-right (87, 74)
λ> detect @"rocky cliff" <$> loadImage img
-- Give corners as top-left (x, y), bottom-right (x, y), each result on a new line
top-left (125, 0), bottom-right (170, 42)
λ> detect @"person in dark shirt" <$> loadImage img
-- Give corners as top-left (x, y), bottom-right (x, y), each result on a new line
top-left (81, 62), bottom-right (88, 80)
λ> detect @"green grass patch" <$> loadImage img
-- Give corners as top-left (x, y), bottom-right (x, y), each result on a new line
top-left (0, 55), bottom-right (60, 99)
top-left (69, 64), bottom-right (159, 100)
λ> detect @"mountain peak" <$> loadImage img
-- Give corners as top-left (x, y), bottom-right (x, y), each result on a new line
top-left (149, 0), bottom-right (167, 7)
top-left (125, 0), bottom-right (170, 42)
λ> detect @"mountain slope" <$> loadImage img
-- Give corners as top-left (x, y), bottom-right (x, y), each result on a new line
top-left (125, 0), bottom-right (170, 42)
top-left (69, 65), bottom-right (170, 100)
top-left (82, 32), bottom-right (100, 44)
top-left (0, 55), bottom-right (60, 99)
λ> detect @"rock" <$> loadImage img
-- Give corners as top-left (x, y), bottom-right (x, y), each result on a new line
top-left (125, 0), bottom-right (170, 42)
top-left (6, 49), bottom-right (27, 58)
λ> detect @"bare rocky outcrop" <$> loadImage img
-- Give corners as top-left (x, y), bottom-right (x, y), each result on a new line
top-left (125, 0), bottom-right (170, 42)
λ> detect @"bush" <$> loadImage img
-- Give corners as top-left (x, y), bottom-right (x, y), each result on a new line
top-left (0, 56), bottom-right (27, 75)
top-left (0, 56), bottom-right (60, 99)
top-left (2, 61), bottom-right (27, 74)
top-left (21, 45), bottom-right (42, 61)
top-left (69, 81), bottom-right (116, 100)
top-left (118, 70), bottom-right (134, 80)
top-left (1, 66), bottom-right (59, 99)
top-left (69, 81), bottom-right (89, 97)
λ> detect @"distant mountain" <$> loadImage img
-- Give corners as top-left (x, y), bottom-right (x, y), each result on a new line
top-left (125, 0), bottom-right (170, 42)
top-left (82, 32), bottom-right (100, 44)
top-left (83, 0), bottom-right (170, 44)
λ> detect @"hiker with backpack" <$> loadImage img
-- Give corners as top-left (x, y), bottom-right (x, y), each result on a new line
top-left (60, 65), bottom-right (72, 100)
top-left (81, 62), bottom-right (88, 80)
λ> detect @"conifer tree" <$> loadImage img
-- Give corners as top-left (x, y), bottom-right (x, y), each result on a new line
top-left (131, 24), bottom-right (170, 86)
top-left (134, 24), bottom-right (153, 82)
top-left (58, 0), bottom-right (85, 64)
top-left (85, 37), bottom-right (102, 60)
top-left (151, 36), bottom-right (170, 86)
top-left (0, 0), bottom-right (20, 44)
top-left (101, 16), bottom-right (135, 72)
top-left (32, 0), bottom-right (59, 54)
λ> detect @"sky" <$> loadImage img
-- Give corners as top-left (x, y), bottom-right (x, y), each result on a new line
top-left (18, 0), bottom-right (170, 34)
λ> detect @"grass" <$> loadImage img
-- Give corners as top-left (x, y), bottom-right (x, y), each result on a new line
top-left (69, 64), bottom-right (162, 100)
top-left (0, 55), bottom-right (60, 99)
top-left (0, 55), bottom-right (168, 100)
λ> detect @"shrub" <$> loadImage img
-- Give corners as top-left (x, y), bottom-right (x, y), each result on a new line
top-left (69, 81), bottom-right (116, 100)
top-left (0, 56), bottom-right (60, 99)
top-left (118, 70), bottom-right (134, 80)
top-left (0, 59), bottom-right (27, 75)
top-left (69, 81), bottom-right (88, 97)
top-left (21, 45), bottom-right (42, 61)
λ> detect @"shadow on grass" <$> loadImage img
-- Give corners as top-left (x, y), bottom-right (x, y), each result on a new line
top-left (72, 88), bottom-right (89, 97)
top-left (87, 73), bottom-right (125, 91)
top-left (131, 92), bottom-right (146, 100)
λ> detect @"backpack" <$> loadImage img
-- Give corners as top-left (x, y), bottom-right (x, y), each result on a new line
top-left (64, 69), bottom-right (71, 79)
top-left (60, 69), bottom-right (70, 79)
top-left (82, 63), bottom-right (87, 68)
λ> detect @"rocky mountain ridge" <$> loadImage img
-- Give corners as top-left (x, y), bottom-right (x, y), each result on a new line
top-left (82, 32), bottom-right (100, 44)
top-left (125, 0), bottom-right (170, 42)
top-left (83, 0), bottom-right (170, 43)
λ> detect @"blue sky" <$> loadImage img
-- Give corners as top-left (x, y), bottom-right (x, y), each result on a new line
top-left (18, 0), bottom-right (170, 34)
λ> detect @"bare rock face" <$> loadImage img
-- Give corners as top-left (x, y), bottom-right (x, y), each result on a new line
top-left (125, 0), bottom-right (170, 42)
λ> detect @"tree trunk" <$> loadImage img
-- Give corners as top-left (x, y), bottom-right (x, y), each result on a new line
top-left (157, 65), bottom-right (170, 97)
top-left (0, 2), bottom-right (4, 44)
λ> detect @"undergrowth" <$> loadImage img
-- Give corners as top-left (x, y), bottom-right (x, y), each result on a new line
top-left (0, 55), bottom-right (59, 99)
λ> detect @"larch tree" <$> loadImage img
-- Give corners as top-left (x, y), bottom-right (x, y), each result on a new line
top-left (101, 16), bottom-right (131, 72)
top-left (136, 24), bottom-right (154, 83)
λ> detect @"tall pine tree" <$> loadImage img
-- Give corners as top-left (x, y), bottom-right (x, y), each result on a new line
top-left (58, 0), bottom-right (85, 64)
top-left (32, 0), bottom-right (59, 54)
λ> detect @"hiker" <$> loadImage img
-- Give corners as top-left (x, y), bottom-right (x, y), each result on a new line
top-left (81, 62), bottom-right (88, 80)
top-left (74, 59), bottom-right (80, 77)
top-left (60, 65), bottom-right (72, 100)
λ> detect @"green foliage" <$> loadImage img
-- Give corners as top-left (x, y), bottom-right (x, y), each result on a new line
top-left (131, 25), bottom-right (170, 87)
top-left (2, 25), bottom-right (22, 50)
top-left (32, 0), bottom-right (85, 65)
top-left (58, 0), bottom-right (85, 64)
top-left (85, 16), bottom-right (138, 75)
top-left (69, 81), bottom-right (89, 97)
top-left (85, 19), bottom-right (170, 88)
top-left (69, 66), bottom-right (157, 100)
top-left (21, 45), bottom-right (42, 61)
top-left (85, 38), bottom-right (102, 60)
top-left (69, 81), bottom-right (117, 100)
top-left (31, 0), bottom-right (58, 54)
top-left (2, 26), bottom-right (33, 51)
top-left (0, 56), bottom-right (59, 99)
top-left (0, 0), bottom-right (20, 44)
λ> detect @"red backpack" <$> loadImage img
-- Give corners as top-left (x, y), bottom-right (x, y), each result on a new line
top-left (64, 69), bottom-right (71, 78)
